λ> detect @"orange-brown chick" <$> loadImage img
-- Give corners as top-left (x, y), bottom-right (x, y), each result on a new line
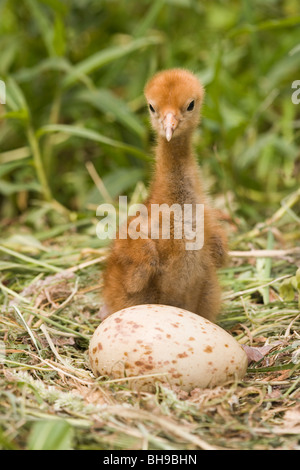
top-left (102, 69), bottom-right (227, 322)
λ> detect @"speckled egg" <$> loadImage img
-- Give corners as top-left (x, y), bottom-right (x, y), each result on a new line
top-left (89, 304), bottom-right (248, 391)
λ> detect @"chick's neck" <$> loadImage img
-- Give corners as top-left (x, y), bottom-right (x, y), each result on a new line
top-left (149, 131), bottom-right (203, 206)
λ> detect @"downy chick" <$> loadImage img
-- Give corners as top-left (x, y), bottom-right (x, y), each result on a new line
top-left (102, 69), bottom-right (227, 322)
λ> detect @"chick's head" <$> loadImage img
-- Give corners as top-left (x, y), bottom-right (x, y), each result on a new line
top-left (144, 69), bottom-right (205, 142)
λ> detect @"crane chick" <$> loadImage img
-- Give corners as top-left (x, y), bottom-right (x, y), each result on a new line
top-left (101, 69), bottom-right (227, 322)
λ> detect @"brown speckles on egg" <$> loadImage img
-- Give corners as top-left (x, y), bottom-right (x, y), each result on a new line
top-left (172, 372), bottom-right (182, 379)
top-left (97, 342), bottom-right (103, 351)
top-left (135, 360), bottom-right (144, 366)
top-left (177, 352), bottom-right (188, 358)
top-left (89, 304), bottom-right (248, 392)
top-left (128, 320), bottom-right (143, 329)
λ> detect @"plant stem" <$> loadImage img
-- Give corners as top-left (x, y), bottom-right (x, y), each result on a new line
top-left (27, 125), bottom-right (52, 202)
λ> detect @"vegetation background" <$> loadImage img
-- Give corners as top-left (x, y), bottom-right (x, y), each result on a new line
top-left (0, 0), bottom-right (299, 450)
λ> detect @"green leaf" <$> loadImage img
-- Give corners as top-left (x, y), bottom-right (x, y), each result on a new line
top-left (0, 110), bottom-right (28, 121)
top-left (0, 159), bottom-right (31, 177)
top-left (14, 57), bottom-right (73, 83)
top-left (133, 0), bottom-right (165, 37)
top-left (85, 167), bottom-right (146, 205)
top-left (5, 77), bottom-right (29, 117)
top-left (0, 147), bottom-right (31, 164)
top-left (238, 134), bottom-right (274, 169)
top-left (296, 268), bottom-right (300, 291)
top-left (78, 89), bottom-right (145, 138)
top-left (0, 245), bottom-right (62, 273)
top-left (279, 278), bottom-right (295, 302)
top-left (37, 124), bottom-right (151, 161)
top-left (24, 0), bottom-right (55, 57)
top-left (229, 15), bottom-right (300, 37)
top-left (39, 0), bottom-right (68, 15)
top-left (0, 180), bottom-right (41, 196)
top-left (52, 13), bottom-right (66, 57)
top-left (0, 427), bottom-right (18, 450)
top-left (3, 233), bottom-right (50, 252)
top-left (0, 38), bottom-right (18, 75)
top-left (62, 36), bottom-right (162, 87)
top-left (27, 420), bottom-right (74, 450)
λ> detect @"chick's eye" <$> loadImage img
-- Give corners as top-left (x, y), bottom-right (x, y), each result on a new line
top-left (187, 100), bottom-right (195, 111)
top-left (149, 104), bottom-right (155, 113)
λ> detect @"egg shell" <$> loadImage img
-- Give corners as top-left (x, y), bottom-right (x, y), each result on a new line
top-left (89, 304), bottom-right (248, 391)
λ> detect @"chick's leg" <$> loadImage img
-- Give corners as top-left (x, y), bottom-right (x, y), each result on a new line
top-left (103, 238), bottom-right (159, 315)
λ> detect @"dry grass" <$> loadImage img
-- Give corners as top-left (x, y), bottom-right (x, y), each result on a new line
top-left (0, 192), bottom-right (299, 451)
top-left (1, 0), bottom-right (299, 451)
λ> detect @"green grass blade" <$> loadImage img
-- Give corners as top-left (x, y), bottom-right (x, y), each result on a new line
top-left (4, 77), bottom-right (29, 118)
top-left (0, 245), bottom-right (62, 273)
top-left (37, 124), bottom-right (151, 161)
top-left (24, 0), bottom-right (55, 57)
top-left (27, 420), bottom-right (74, 450)
top-left (0, 147), bottom-right (31, 164)
top-left (13, 57), bottom-right (73, 82)
top-left (78, 89), bottom-right (145, 138)
top-left (12, 305), bottom-right (41, 353)
top-left (229, 15), bottom-right (300, 37)
top-left (62, 36), bottom-right (162, 87)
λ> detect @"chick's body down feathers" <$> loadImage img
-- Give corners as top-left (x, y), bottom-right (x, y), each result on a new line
top-left (102, 69), bottom-right (227, 322)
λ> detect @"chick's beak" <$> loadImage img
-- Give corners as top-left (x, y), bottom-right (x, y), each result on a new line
top-left (164, 112), bottom-right (178, 142)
